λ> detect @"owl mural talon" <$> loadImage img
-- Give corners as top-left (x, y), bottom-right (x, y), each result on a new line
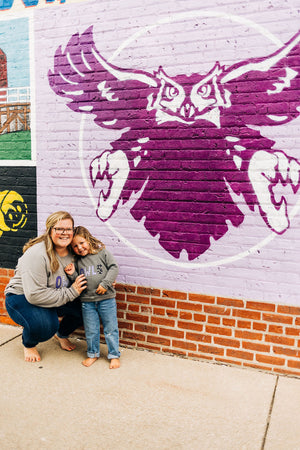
top-left (90, 150), bottom-right (130, 220)
top-left (90, 151), bottom-right (110, 183)
top-left (248, 151), bottom-right (300, 234)
top-left (289, 159), bottom-right (300, 186)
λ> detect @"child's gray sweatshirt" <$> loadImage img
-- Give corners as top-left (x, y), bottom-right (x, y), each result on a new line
top-left (69, 249), bottom-right (119, 302)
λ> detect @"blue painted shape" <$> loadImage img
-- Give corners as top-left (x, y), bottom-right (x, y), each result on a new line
top-left (22, 0), bottom-right (39, 5)
top-left (0, 0), bottom-right (66, 9)
top-left (0, 1), bottom-right (14, 11)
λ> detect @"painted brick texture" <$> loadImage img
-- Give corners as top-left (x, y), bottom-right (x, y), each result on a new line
top-left (2, 273), bottom-right (300, 378)
top-left (33, 0), bottom-right (300, 307)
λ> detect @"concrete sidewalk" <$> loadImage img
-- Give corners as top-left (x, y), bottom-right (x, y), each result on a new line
top-left (1, 324), bottom-right (300, 450)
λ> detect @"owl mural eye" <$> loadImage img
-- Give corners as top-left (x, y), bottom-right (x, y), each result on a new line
top-left (157, 76), bottom-right (185, 116)
top-left (164, 85), bottom-right (180, 99)
top-left (197, 84), bottom-right (212, 98)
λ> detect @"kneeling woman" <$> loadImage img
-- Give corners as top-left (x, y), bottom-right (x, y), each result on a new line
top-left (5, 211), bottom-right (87, 362)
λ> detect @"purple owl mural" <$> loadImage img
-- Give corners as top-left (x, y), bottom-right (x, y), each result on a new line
top-left (48, 27), bottom-right (300, 261)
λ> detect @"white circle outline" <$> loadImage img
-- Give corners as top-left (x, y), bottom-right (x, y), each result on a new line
top-left (79, 10), bottom-right (299, 268)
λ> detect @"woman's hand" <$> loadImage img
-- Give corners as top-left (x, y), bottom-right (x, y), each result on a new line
top-left (96, 284), bottom-right (107, 295)
top-left (65, 263), bottom-right (75, 275)
top-left (72, 274), bottom-right (87, 295)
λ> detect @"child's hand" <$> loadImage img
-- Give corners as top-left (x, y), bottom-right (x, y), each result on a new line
top-left (96, 284), bottom-right (107, 295)
top-left (65, 263), bottom-right (75, 275)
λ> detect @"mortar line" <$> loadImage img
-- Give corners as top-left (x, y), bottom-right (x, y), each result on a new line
top-left (261, 375), bottom-right (279, 450)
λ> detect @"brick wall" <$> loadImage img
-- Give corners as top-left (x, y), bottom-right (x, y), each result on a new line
top-left (115, 285), bottom-right (300, 377)
top-left (2, 270), bottom-right (300, 378)
top-left (0, 269), bottom-right (17, 326)
top-left (1, 0), bottom-right (300, 379)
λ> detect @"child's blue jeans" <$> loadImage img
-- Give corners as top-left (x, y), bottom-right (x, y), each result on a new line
top-left (81, 298), bottom-right (120, 359)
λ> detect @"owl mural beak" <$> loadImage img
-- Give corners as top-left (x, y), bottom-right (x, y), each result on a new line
top-left (180, 103), bottom-right (195, 119)
top-left (248, 150), bottom-right (300, 233)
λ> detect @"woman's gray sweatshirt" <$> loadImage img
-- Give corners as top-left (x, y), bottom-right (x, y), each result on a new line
top-left (4, 241), bottom-right (78, 308)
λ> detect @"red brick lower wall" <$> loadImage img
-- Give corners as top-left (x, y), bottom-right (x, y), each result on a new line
top-left (1, 267), bottom-right (300, 377)
top-left (0, 269), bottom-right (17, 326)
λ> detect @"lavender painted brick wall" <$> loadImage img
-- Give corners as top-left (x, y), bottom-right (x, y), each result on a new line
top-left (33, 0), bottom-right (300, 305)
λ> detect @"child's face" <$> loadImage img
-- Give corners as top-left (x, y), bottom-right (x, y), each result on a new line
top-left (71, 235), bottom-right (90, 256)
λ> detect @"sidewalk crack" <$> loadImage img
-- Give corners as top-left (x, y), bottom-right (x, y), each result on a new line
top-left (261, 375), bottom-right (279, 450)
top-left (0, 333), bottom-right (22, 347)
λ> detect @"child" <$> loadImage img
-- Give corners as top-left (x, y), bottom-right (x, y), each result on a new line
top-left (65, 226), bottom-right (120, 368)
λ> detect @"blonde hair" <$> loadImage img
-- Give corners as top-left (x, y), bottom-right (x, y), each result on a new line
top-left (23, 211), bottom-right (74, 273)
top-left (72, 226), bottom-right (105, 254)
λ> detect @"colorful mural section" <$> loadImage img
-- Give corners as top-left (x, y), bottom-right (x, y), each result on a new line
top-left (0, 0), bottom-right (298, 305)
top-left (0, 0), bottom-right (84, 12)
top-left (48, 26), bottom-right (300, 261)
top-left (33, 0), bottom-right (300, 305)
top-left (0, 166), bottom-right (37, 268)
top-left (0, 17), bottom-right (31, 160)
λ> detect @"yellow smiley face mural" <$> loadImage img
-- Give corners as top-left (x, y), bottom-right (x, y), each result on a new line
top-left (0, 190), bottom-right (28, 237)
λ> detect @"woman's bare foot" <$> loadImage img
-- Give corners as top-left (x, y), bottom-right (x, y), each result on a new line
top-left (54, 334), bottom-right (76, 351)
top-left (82, 357), bottom-right (98, 367)
top-left (109, 358), bottom-right (120, 369)
top-left (24, 346), bottom-right (41, 362)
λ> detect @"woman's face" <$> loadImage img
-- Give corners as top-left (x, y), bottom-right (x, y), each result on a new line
top-left (50, 219), bottom-right (74, 249)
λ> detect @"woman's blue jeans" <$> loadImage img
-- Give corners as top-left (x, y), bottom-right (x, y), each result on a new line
top-left (81, 298), bottom-right (120, 359)
top-left (5, 293), bottom-right (83, 348)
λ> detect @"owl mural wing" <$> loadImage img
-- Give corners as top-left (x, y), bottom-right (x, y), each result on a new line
top-left (221, 30), bottom-right (300, 127)
top-left (48, 27), bottom-right (159, 221)
top-left (219, 31), bottom-right (300, 235)
top-left (48, 26), bottom-right (158, 130)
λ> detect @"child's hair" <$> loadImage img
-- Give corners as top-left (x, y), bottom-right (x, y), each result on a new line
top-left (73, 226), bottom-right (105, 254)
